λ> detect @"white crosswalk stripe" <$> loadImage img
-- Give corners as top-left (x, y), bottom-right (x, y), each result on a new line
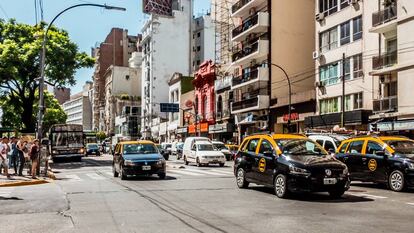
top-left (105, 172), bottom-right (113, 177)
top-left (167, 168), bottom-right (234, 177)
top-left (210, 169), bottom-right (234, 175)
top-left (184, 169), bottom-right (231, 176)
top-left (85, 173), bottom-right (106, 180)
top-left (0, 187), bottom-right (14, 197)
top-left (65, 174), bottom-right (82, 181)
top-left (350, 193), bottom-right (388, 199)
top-left (168, 170), bottom-right (204, 176)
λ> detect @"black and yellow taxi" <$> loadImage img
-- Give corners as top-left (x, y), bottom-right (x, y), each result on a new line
top-left (112, 140), bottom-right (166, 180)
top-left (234, 134), bottom-right (350, 198)
top-left (335, 135), bottom-right (414, 192)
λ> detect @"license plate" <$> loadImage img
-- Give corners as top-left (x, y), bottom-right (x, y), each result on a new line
top-left (212, 160), bottom-right (219, 163)
top-left (142, 166), bottom-right (151, 171)
top-left (323, 178), bottom-right (337, 185)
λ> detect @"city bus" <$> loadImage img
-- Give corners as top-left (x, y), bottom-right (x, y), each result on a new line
top-left (83, 131), bottom-right (98, 145)
top-left (49, 124), bottom-right (85, 162)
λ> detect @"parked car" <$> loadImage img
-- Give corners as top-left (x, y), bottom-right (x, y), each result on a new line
top-left (112, 140), bottom-right (166, 180)
top-left (174, 142), bottom-right (184, 160)
top-left (336, 135), bottom-right (414, 192)
top-left (160, 143), bottom-right (172, 160)
top-left (308, 134), bottom-right (349, 154)
top-left (234, 134), bottom-right (350, 198)
top-left (183, 137), bottom-right (211, 164)
top-left (85, 143), bottom-right (100, 157)
top-left (184, 141), bottom-right (226, 167)
top-left (212, 141), bottom-right (232, 161)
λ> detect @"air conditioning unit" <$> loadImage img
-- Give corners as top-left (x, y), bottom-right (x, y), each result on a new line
top-left (312, 51), bottom-right (321, 60)
top-left (316, 13), bottom-right (325, 22)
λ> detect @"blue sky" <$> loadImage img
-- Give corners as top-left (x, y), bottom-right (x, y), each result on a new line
top-left (0, 0), bottom-right (211, 94)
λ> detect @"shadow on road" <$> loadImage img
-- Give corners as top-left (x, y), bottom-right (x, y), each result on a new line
top-left (249, 186), bottom-right (374, 203)
top-left (122, 175), bottom-right (177, 181)
top-left (0, 196), bottom-right (23, 201)
top-left (351, 182), bottom-right (414, 193)
top-left (51, 157), bottom-right (112, 170)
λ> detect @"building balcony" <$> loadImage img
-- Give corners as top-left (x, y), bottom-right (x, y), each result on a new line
top-left (215, 76), bottom-right (232, 92)
top-left (232, 12), bottom-right (269, 42)
top-left (232, 37), bottom-right (269, 67)
top-left (232, 66), bottom-right (269, 90)
top-left (372, 51), bottom-right (398, 71)
top-left (370, 5), bottom-right (397, 33)
top-left (216, 109), bottom-right (231, 121)
top-left (231, 0), bottom-right (267, 18)
top-left (373, 96), bottom-right (398, 113)
top-left (231, 95), bottom-right (269, 114)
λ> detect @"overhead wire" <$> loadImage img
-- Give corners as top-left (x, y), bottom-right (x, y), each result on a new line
top-left (0, 3), bottom-right (9, 19)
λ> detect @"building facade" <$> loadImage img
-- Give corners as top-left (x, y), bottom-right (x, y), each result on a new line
top-left (192, 14), bottom-right (216, 72)
top-left (92, 28), bottom-right (138, 130)
top-left (53, 87), bottom-right (71, 105)
top-left (62, 82), bottom-right (93, 130)
top-left (140, 0), bottom-right (192, 138)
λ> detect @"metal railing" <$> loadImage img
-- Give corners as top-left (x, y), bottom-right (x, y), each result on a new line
top-left (372, 4), bottom-right (397, 27)
top-left (232, 13), bottom-right (259, 38)
top-left (372, 51), bottom-right (398, 70)
top-left (232, 96), bottom-right (259, 111)
top-left (232, 41), bottom-right (259, 62)
top-left (232, 68), bottom-right (259, 86)
top-left (231, 0), bottom-right (252, 14)
top-left (373, 96), bottom-right (398, 113)
top-left (216, 109), bottom-right (230, 120)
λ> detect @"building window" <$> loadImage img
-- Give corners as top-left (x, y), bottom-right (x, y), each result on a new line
top-left (319, 0), bottom-right (338, 16)
top-left (320, 97), bottom-right (339, 114)
top-left (353, 16), bottom-right (363, 41)
top-left (353, 92), bottom-right (363, 109)
top-left (340, 0), bottom-right (349, 9)
top-left (125, 75), bottom-right (130, 80)
top-left (320, 27), bottom-right (338, 52)
top-left (203, 96), bottom-right (208, 119)
top-left (340, 21), bottom-right (351, 45)
top-left (197, 32), bottom-right (201, 38)
top-left (197, 46), bottom-right (201, 51)
top-left (217, 96), bottom-right (223, 118)
top-left (345, 95), bottom-right (351, 111)
top-left (343, 58), bottom-right (351, 80)
top-left (319, 62), bottom-right (339, 86)
top-left (196, 60), bottom-right (201, 65)
top-left (353, 53), bottom-right (363, 78)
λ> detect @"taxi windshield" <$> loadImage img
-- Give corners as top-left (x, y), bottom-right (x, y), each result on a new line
top-left (123, 144), bottom-right (158, 154)
top-left (198, 144), bottom-right (215, 151)
top-left (276, 139), bottom-right (328, 156)
top-left (384, 140), bottom-right (414, 155)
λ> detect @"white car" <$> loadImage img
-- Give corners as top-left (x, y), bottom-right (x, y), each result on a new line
top-left (183, 137), bottom-right (211, 163)
top-left (308, 134), bottom-right (349, 153)
top-left (212, 141), bottom-right (232, 161)
top-left (184, 141), bottom-right (226, 167)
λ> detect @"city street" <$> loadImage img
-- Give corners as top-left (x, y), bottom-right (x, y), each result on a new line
top-left (0, 154), bottom-right (413, 233)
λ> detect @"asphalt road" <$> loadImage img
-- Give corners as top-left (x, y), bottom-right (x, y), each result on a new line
top-left (1, 154), bottom-right (413, 233)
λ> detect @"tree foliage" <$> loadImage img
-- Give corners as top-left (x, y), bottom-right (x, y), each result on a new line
top-left (96, 131), bottom-right (107, 141)
top-left (0, 19), bottom-right (94, 132)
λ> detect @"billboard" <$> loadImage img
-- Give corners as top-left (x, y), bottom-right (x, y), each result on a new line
top-left (143, 0), bottom-right (173, 16)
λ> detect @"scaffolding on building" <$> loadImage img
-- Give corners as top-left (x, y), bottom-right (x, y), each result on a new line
top-left (212, 0), bottom-right (235, 77)
top-left (143, 0), bottom-right (173, 16)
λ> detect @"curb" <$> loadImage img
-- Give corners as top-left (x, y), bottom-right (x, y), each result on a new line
top-left (0, 179), bottom-right (49, 187)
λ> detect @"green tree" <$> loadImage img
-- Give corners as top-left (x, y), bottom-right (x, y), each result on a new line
top-left (0, 91), bottom-right (67, 134)
top-left (0, 19), bottom-right (94, 132)
top-left (96, 131), bottom-right (107, 141)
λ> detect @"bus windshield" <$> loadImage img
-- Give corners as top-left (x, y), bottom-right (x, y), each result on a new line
top-left (51, 132), bottom-right (83, 148)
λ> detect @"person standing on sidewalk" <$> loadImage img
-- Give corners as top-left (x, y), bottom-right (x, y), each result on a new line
top-left (16, 138), bottom-right (27, 176)
top-left (29, 139), bottom-right (40, 179)
top-left (0, 137), bottom-right (11, 178)
top-left (10, 137), bottom-right (19, 175)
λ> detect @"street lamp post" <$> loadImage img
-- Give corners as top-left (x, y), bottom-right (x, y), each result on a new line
top-left (268, 63), bottom-right (292, 133)
top-left (37, 4), bottom-right (126, 139)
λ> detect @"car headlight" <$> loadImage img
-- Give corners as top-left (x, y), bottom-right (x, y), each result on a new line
top-left (52, 150), bottom-right (58, 154)
top-left (407, 162), bottom-right (414, 170)
top-left (124, 160), bottom-right (134, 166)
top-left (289, 165), bottom-right (310, 175)
top-left (79, 148), bottom-right (84, 153)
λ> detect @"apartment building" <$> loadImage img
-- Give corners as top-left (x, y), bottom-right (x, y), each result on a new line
top-left (92, 28), bottom-right (138, 131)
top-left (192, 14), bottom-right (216, 72)
top-left (62, 82), bottom-right (93, 130)
top-left (140, 0), bottom-right (192, 139)
top-left (368, 0), bottom-right (414, 136)
top-left (305, 0), bottom-right (376, 130)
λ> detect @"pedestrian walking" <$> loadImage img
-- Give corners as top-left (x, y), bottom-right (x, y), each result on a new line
top-left (29, 139), bottom-right (40, 179)
top-left (16, 138), bottom-right (27, 176)
top-left (0, 137), bottom-right (11, 178)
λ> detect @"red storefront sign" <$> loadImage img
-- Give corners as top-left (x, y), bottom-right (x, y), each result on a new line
top-left (283, 113), bottom-right (299, 122)
top-left (188, 123), bottom-right (209, 134)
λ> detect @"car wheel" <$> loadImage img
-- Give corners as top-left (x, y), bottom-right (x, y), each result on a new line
top-left (184, 156), bottom-right (189, 165)
top-left (120, 165), bottom-right (127, 180)
top-left (236, 168), bottom-right (249, 188)
top-left (328, 189), bottom-right (345, 199)
top-left (196, 158), bottom-right (202, 167)
top-left (274, 174), bottom-right (289, 198)
top-left (389, 170), bottom-right (405, 192)
top-left (219, 163), bottom-right (225, 167)
top-left (158, 173), bottom-right (166, 179)
top-left (113, 163), bottom-right (119, 177)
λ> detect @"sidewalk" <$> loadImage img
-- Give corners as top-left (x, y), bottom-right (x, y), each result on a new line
top-left (0, 170), bottom-right (50, 187)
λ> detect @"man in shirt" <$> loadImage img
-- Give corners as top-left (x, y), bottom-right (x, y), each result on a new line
top-left (0, 137), bottom-right (11, 178)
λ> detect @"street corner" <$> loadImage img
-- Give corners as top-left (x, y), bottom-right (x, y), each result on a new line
top-left (0, 176), bottom-right (51, 187)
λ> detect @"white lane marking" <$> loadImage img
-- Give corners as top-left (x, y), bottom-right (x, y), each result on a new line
top-left (350, 193), bottom-right (388, 199)
top-left (210, 169), bottom-right (234, 175)
top-left (407, 203), bottom-right (414, 206)
top-left (168, 170), bottom-right (203, 176)
top-left (85, 173), bottom-right (106, 180)
top-left (185, 169), bottom-right (230, 176)
top-left (0, 188), bottom-right (14, 197)
top-left (65, 174), bottom-right (82, 181)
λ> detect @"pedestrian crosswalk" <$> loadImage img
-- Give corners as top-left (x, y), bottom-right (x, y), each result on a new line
top-left (58, 167), bottom-right (234, 182)
top-left (0, 187), bottom-right (14, 198)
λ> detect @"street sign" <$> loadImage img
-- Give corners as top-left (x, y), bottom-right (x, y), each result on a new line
top-left (160, 103), bottom-right (179, 113)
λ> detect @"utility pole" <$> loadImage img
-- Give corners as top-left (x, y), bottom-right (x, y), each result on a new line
top-left (341, 53), bottom-right (346, 128)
